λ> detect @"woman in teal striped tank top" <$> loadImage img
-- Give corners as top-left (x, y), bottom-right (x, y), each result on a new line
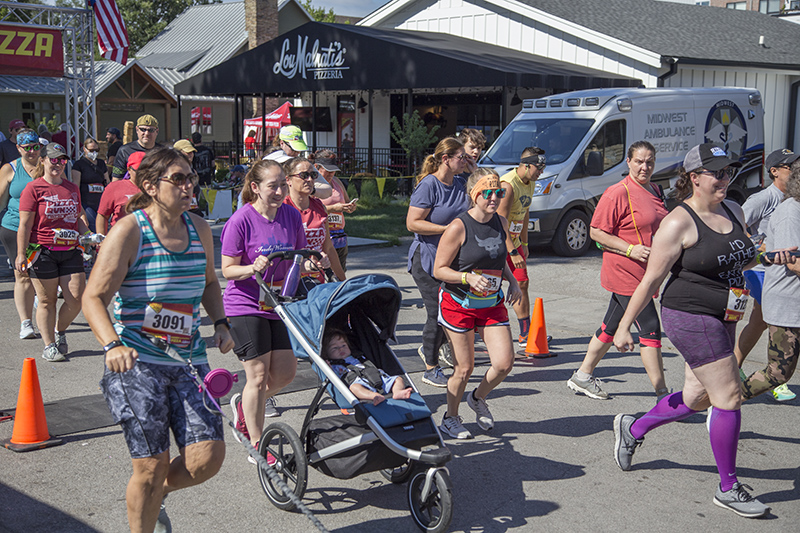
top-left (83, 148), bottom-right (234, 532)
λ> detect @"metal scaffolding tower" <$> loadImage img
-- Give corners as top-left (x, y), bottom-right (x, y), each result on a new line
top-left (0, 1), bottom-right (95, 158)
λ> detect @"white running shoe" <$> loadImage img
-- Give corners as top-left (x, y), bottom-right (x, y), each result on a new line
top-left (19, 320), bottom-right (35, 340)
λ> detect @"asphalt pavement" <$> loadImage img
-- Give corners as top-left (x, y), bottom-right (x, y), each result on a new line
top-left (0, 237), bottom-right (798, 533)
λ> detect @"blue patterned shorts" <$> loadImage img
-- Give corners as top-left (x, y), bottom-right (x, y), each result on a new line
top-left (100, 361), bottom-right (224, 459)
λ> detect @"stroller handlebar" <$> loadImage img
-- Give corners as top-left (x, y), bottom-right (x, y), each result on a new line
top-left (254, 249), bottom-right (336, 307)
top-left (266, 249), bottom-right (322, 262)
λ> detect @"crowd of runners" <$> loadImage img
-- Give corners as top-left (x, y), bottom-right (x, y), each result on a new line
top-left (1, 114), bottom-right (798, 530)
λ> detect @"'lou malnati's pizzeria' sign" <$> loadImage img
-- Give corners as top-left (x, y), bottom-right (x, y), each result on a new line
top-left (0, 23), bottom-right (64, 77)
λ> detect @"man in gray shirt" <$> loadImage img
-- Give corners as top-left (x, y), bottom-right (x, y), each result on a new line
top-left (735, 148), bottom-right (798, 401)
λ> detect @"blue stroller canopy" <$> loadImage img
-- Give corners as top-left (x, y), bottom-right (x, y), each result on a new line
top-left (284, 274), bottom-right (402, 359)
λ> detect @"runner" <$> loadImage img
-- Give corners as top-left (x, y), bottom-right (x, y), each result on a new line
top-left (83, 148), bottom-right (234, 533)
top-left (497, 147), bottom-right (546, 345)
top-left (313, 150), bottom-right (356, 271)
top-left (70, 136), bottom-right (108, 232)
top-left (434, 168), bottom-right (522, 439)
top-left (611, 143), bottom-right (794, 518)
top-left (567, 141), bottom-right (669, 401)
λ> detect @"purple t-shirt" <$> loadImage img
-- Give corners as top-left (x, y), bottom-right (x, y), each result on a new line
top-left (407, 174), bottom-right (469, 275)
top-left (221, 203), bottom-right (307, 318)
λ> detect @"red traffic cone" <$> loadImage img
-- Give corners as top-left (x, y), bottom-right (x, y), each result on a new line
top-left (2, 358), bottom-right (62, 452)
top-left (525, 297), bottom-right (554, 358)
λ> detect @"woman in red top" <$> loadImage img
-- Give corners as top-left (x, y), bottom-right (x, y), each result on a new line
top-left (96, 151), bottom-right (144, 234)
top-left (283, 157), bottom-right (346, 282)
top-left (16, 143), bottom-right (93, 362)
top-left (566, 141), bottom-right (669, 401)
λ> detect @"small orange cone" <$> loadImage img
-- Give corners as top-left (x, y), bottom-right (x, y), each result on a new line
top-left (525, 297), bottom-right (554, 358)
top-left (2, 358), bottom-right (62, 452)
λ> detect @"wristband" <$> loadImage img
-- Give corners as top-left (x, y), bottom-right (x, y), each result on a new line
top-left (214, 318), bottom-right (230, 330)
top-left (461, 272), bottom-right (468, 285)
top-left (625, 244), bottom-right (634, 258)
top-left (102, 339), bottom-right (123, 353)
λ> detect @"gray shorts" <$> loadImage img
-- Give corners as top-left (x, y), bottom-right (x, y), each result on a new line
top-left (100, 361), bottom-right (224, 459)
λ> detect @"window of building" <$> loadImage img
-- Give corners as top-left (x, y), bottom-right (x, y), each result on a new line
top-left (21, 100), bottom-right (62, 128)
top-left (695, 2), bottom-right (710, 6)
top-left (759, 0), bottom-right (783, 13)
top-left (726, 2), bottom-right (746, 9)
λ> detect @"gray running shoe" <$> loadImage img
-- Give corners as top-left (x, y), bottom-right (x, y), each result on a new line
top-left (713, 482), bottom-right (770, 518)
top-left (264, 396), bottom-right (280, 418)
top-left (422, 366), bottom-right (449, 388)
top-left (42, 343), bottom-right (65, 362)
top-left (55, 331), bottom-right (68, 355)
top-left (567, 371), bottom-right (610, 400)
top-left (467, 391), bottom-right (494, 431)
top-left (19, 320), bottom-right (35, 340)
top-left (613, 413), bottom-right (643, 471)
top-left (438, 342), bottom-right (454, 369)
top-left (440, 414), bottom-right (472, 440)
top-left (154, 496), bottom-right (172, 533)
top-left (417, 345), bottom-right (427, 364)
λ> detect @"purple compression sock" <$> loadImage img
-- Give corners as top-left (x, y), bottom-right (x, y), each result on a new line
top-left (630, 392), bottom-right (697, 439)
top-left (708, 406), bottom-right (741, 492)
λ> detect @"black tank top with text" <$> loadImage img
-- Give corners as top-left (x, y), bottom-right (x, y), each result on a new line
top-left (443, 212), bottom-right (507, 299)
top-left (661, 202), bottom-right (756, 319)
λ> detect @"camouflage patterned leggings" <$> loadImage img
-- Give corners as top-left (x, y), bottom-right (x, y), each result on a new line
top-left (741, 325), bottom-right (800, 400)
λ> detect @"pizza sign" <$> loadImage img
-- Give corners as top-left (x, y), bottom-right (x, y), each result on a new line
top-left (0, 23), bottom-right (64, 77)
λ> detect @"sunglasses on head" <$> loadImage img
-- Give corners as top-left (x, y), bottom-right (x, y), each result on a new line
top-left (290, 171), bottom-right (317, 181)
top-left (49, 157), bottom-right (68, 165)
top-left (21, 144), bottom-right (42, 153)
top-left (138, 126), bottom-right (157, 134)
top-left (480, 188), bottom-right (506, 199)
top-left (159, 172), bottom-right (198, 188)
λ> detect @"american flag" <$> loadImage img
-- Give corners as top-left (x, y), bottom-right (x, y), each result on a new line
top-left (88, 0), bottom-right (129, 65)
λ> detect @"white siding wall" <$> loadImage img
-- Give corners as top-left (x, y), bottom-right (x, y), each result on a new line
top-left (377, 0), bottom-right (662, 87)
top-left (665, 66), bottom-right (800, 151)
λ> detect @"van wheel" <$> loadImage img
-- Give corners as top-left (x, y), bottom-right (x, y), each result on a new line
top-left (552, 210), bottom-right (590, 257)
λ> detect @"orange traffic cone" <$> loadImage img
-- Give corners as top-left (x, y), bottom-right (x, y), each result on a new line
top-left (525, 297), bottom-right (554, 358)
top-left (2, 358), bottom-right (62, 452)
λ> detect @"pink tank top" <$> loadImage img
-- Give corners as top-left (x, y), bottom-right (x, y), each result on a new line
top-left (321, 178), bottom-right (347, 231)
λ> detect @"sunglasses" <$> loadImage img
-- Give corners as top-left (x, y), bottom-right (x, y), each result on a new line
top-left (697, 168), bottom-right (732, 180)
top-left (20, 144), bottom-right (42, 153)
top-left (480, 188), bottom-right (506, 199)
top-left (290, 171), bottom-right (318, 181)
top-left (138, 127), bottom-right (157, 134)
top-left (49, 157), bottom-right (68, 165)
top-left (450, 153), bottom-right (468, 161)
top-left (159, 172), bottom-right (198, 188)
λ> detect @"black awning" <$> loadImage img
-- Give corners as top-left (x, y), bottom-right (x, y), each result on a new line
top-left (175, 22), bottom-right (640, 96)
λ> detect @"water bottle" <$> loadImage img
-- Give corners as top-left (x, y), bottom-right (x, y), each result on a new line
top-left (80, 233), bottom-right (105, 246)
top-left (280, 254), bottom-right (303, 298)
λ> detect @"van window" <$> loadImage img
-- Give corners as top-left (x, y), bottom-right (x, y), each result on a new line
top-left (577, 120), bottom-right (626, 178)
top-left (482, 118), bottom-right (594, 166)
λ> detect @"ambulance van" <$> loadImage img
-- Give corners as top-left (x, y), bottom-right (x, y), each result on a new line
top-left (480, 87), bottom-right (765, 256)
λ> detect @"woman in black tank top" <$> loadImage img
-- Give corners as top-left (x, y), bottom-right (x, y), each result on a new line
top-left (607, 143), bottom-right (795, 517)
top-left (431, 169), bottom-right (522, 440)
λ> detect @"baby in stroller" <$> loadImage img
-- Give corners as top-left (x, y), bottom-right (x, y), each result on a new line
top-left (322, 328), bottom-right (412, 405)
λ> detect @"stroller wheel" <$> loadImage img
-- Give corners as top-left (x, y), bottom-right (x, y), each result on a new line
top-left (408, 468), bottom-right (453, 533)
top-left (380, 460), bottom-right (417, 484)
top-left (258, 422), bottom-right (308, 511)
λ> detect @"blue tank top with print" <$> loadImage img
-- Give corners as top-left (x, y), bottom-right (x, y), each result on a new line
top-left (1, 160), bottom-right (33, 231)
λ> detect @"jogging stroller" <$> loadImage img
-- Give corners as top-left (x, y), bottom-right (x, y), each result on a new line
top-left (255, 251), bottom-right (453, 533)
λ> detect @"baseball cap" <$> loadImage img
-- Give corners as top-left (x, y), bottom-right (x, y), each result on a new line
top-left (107, 127), bottom-right (121, 137)
top-left (232, 165), bottom-right (246, 173)
top-left (127, 151), bottom-right (146, 170)
top-left (279, 125), bottom-right (307, 152)
top-left (764, 149), bottom-right (799, 171)
top-left (136, 114), bottom-right (159, 128)
top-left (683, 143), bottom-right (742, 172)
top-left (315, 157), bottom-right (341, 172)
top-left (9, 119), bottom-right (25, 131)
top-left (44, 143), bottom-right (68, 159)
top-left (173, 139), bottom-right (196, 153)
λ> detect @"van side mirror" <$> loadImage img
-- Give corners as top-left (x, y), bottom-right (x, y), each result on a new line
top-left (586, 151), bottom-right (604, 176)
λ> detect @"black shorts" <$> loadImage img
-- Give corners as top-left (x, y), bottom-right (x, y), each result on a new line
top-left (229, 315), bottom-right (293, 361)
top-left (29, 247), bottom-right (84, 280)
top-left (0, 225), bottom-right (18, 259)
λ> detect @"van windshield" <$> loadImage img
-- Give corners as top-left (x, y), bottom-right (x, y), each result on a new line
top-left (483, 118), bottom-right (595, 165)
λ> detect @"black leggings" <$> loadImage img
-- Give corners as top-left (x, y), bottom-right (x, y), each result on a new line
top-left (410, 247), bottom-right (446, 367)
top-left (596, 293), bottom-right (662, 348)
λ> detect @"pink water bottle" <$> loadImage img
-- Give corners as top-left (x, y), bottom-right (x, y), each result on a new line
top-left (280, 254), bottom-right (303, 298)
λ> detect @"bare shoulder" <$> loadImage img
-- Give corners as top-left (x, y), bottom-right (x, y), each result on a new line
top-left (187, 211), bottom-right (212, 239)
top-left (655, 205), bottom-right (696, 246)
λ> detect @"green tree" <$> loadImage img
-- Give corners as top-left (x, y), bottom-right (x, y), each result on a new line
top-left (300, 0), bottom-right (335, 23)
top-left (390, 110), bottom-right (440, 174)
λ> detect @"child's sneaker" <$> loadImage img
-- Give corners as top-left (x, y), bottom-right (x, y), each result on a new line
top-left (440, 414), bottom-right (472, 440)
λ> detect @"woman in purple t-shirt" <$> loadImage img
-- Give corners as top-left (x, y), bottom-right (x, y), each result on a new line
top-left (220, 160), bottom-right (327, 455)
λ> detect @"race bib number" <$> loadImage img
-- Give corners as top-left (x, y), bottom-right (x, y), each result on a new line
top-left (142, 302), bottom-right (193, 347)
top-left (327, 213), bottom-right (344, 230)
top-left (470, 269), bottom-right (502, 297)
top-left (88, 183), bottom-right (105, 193)
top-left (53, 228), bottom-right (78, 246)
top-left (509, 221), bottom-right (523, 237)
top-left (724, 288), bottom-right (750, 322)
